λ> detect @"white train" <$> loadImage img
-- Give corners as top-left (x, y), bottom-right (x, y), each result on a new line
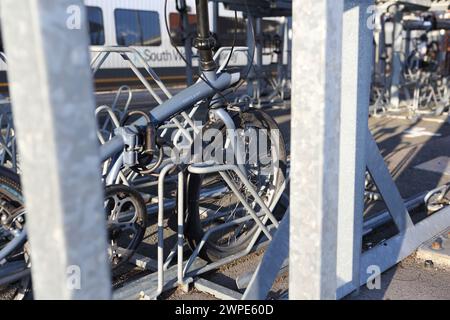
top-left (0, 0), bottom-right (287, 91)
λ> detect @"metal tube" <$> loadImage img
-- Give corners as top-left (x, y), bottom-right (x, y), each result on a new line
top-left (336, 0), bottom-right (373, 298)
top-left (156, 164), bottom-right (175, 297)
top-left (99, 135), bottom-right (124, 163)
top-left (219, 172), bottom-right (273, 240)
top-left (211, 108), bottom-right (246, 175)
top-left (105, 154), bottom-right (124, 186)
top-left (144, 73), bottom-right (238, 125)
top-left (0, 229), bottom-right (27, 262)
top-left (255, 18), bottom-right (263, 104)
top-left (194, 0), bottom-right (216, 71)
top-left (0, 268), bottom-right (30, 287)
top-left (289, 0), bottom-right (344, 300)
top-left (390, 8), bottom-right (403, 108)
top-left (177, 172), bottom-right (184, 285)
top-left (178, 0), bottom-right (194, 85)
top-left (1, 0), bottom-right (111, 299)
top-left (122, 55), bottom-right (163, 104)
top-left (183, 164), bottom-right (287, 275)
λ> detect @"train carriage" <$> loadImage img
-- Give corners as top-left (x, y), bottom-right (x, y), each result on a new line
top-left (0, 0), bottom-right (287, 92)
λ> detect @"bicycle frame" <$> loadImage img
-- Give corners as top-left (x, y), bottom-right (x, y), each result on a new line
top-left (101, 70), bottom-right (241, 183)
top-left (102, 0), bottom-right (242, 184)
top-left (0, 0), bottom-right (261, 293)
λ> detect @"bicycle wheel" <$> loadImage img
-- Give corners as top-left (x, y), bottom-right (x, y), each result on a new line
top-left (104, 184), bottom-right (147, 270)
top-left (184, 109), bottom-right (287, 261)
top-left (0, 166), bottom-right (32, 300)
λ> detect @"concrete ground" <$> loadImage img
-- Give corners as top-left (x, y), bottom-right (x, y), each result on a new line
top-left (350, 256), bottom-right (450, 300)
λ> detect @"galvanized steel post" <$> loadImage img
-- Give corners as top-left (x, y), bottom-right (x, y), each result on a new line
top-left (390, 7), bottom-right (403, 108)
top-left (336, 0), bottom-right (373, 299)
top-left (289, 0), bottom-right (344, 300)
top-left (0, 0), bottom-right (111, 299)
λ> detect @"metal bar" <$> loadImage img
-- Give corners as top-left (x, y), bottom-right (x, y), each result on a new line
top-left (185, 176), bottom-right (288, 280)
top-left (357, 205), bottom-right (450, 294)
top-left (142, 73), bottom-right (237, 126)
top-left (0, 229), bottom-right (27, 262)
top-left (211, 1), bottom-right (219, 34)
top-left (187, 224), bottom-right (277, 277)
top-left (366, 131), bottom-right (414, 232)
top-left (0, 267), bottom-right (30, 287)
top-left (289, 0), bottom-right (344, 300)
top-left (179, 0), bottom-right (194, 85)
top-left (247, 16), bottom-right (255, 98)
top-left (390, 8), bottom-right (403, 108)
top-left (164, 243), bottom-right (177, 271)
top-left (219, 172), bottom-right (273, 239)
top-left (99, 135), bottom-right (124, 162)
top-left (177, 172), bottom-right (185, 286)
top-left (0, 0), bottom-right (110, 299)
top-left (255, 17), bottom-right (263, 105)
top-left (129, 48), bottom-right (173, 99)
top-left (155, 164), bottom-right (175, 298)
top-left (336, 0), bottom-right (373, 299)
top-left (121, 54), bottom-right (163, 104)
top-left (194, 278), bottom-right (242, 300)
top-left (113, 258), bottom-right (208, 300)
top-left (237, 259), bottom-right (289, 290)
top-left (0, 260), bottom-right (27, 279)
top-left (91, 51), bottom-right (109, 75)
top-left (242, 210), bottom-right (289, 300)
top-left (363, 189), bottom-right (431, 233)
top-left (182, 200), bottom-right (272, 276)
top-left (187, 163), bottom-right (279, 226)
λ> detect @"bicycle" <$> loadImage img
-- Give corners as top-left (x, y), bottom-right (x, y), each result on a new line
top-left (0, 0), bottom-right (287, 299)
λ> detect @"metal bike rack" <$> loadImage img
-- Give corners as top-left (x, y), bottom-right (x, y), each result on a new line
top-left (105, 79), bottom-right (289, 298)
top-left (87, 44), bottom-right (292, 299)
top-left (8, 0), bottom-right (450, 302)
top-left (113, 159), bottom-right (287, 300)
top-left (370, 3), bottom-right (450, 118)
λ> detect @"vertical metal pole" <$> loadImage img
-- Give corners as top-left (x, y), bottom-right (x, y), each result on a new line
top-left (177, 172), bottom-right (184, 285)
top-left (0, 0), bottom-right (111, 299)
top-left (377, 15), bottom-right (387, 86)
top-left (178, 0), bottom-right (193, 85)
top-left (247, 15), bottom-right (255, 98)
top-left (289, 0), bottom-right (344, 300)
top-left (255, 17), bottom-right (263, 105)
top-left (336, 0), bottom-right (373, 299)
top-left (390, 8), bottom-right (403, 108)
top-left (373, 12), bottom-right (382, 84)
top-left (286, 17), bottom-right (292, 78)
top-left (211, 1), bottom-right (219, 34)
top-left (277, 18), bottom-right (286, 83)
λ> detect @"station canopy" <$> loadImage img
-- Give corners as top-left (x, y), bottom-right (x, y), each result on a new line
top-left (211, 0), bottom-right (292, 17)
top-left (376, 0), bottom-right (450, 12)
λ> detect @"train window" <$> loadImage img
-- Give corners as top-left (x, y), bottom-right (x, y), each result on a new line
top-left (115, 9), bottom-right (161, 46)
top-left (87, 6), bottom-right (105, 45)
